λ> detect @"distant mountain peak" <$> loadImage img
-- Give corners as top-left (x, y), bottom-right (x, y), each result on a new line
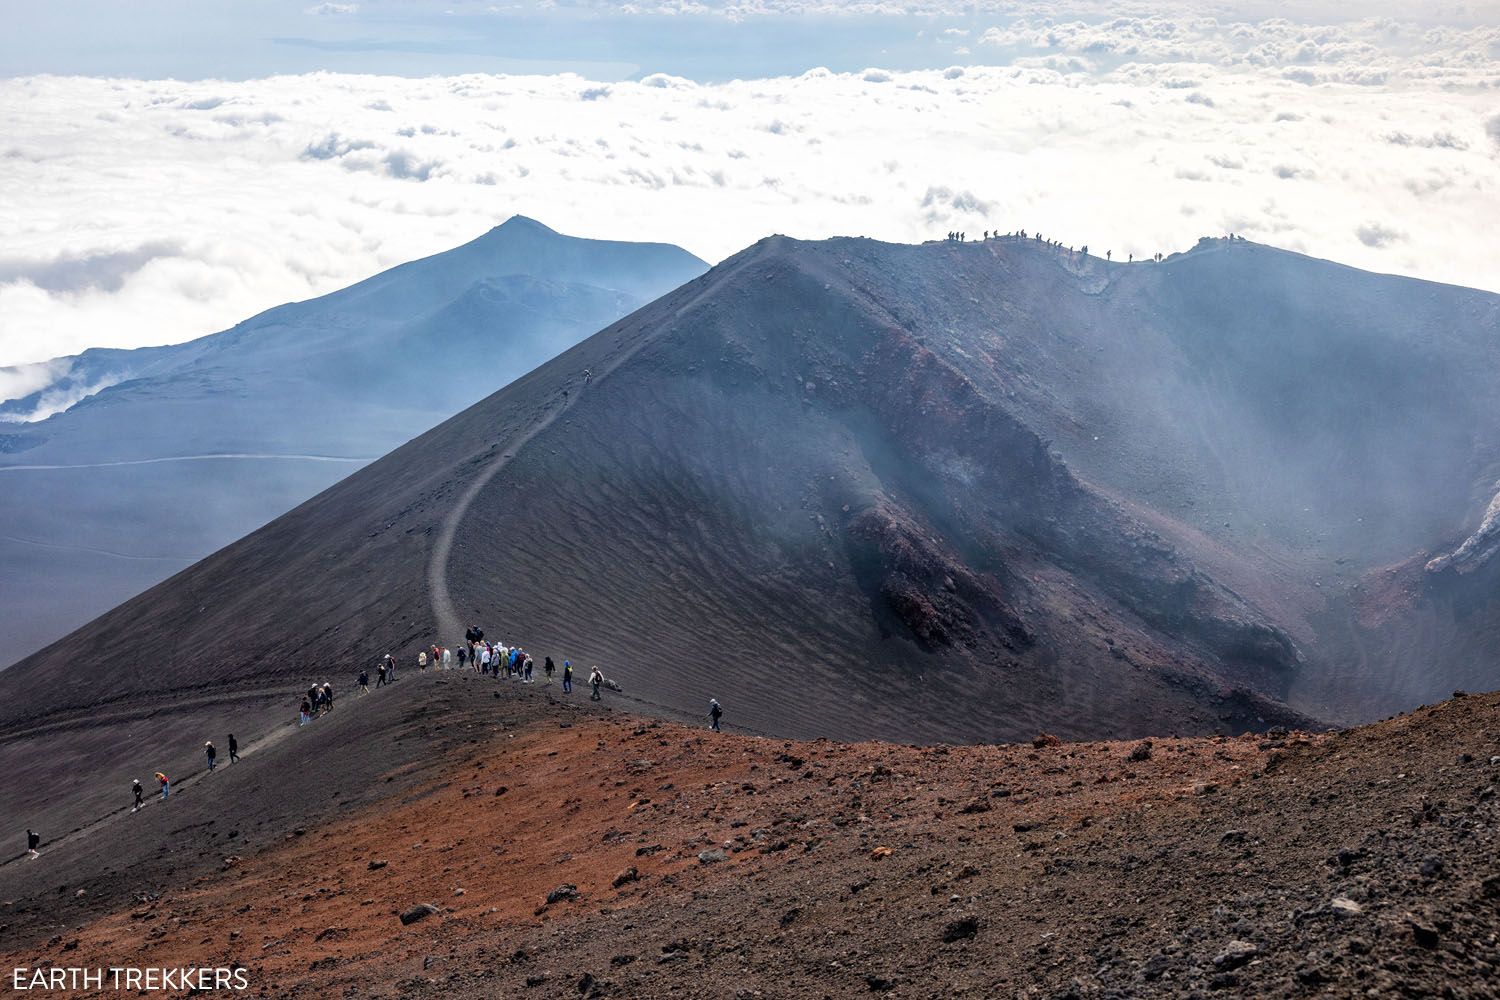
top-left (490, 215), bottom-right (559, 237)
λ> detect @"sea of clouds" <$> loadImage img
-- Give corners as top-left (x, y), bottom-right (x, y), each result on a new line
top-left (1, 7), bottom-right (1497, 370)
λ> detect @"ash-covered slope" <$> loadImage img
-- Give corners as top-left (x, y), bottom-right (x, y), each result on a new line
top-left (0, 218), bottom-right (706, 667)
top-left (3, 231), bottom-right (1497, 743)
top-left (425, 234), bottom-right (1498, 737)
top-left (0, 234), bottom-right (1318, 743)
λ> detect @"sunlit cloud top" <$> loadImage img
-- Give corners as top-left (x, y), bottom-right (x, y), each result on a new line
top-left (0, 2), bottom-right (1496, 370)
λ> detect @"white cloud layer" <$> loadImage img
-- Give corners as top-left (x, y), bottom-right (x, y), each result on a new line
top-left (1, 9), bottom-right (1497, 366)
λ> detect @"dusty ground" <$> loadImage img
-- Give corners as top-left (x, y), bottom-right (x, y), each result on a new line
top-left (2, 674), bottom-right (1495, 998)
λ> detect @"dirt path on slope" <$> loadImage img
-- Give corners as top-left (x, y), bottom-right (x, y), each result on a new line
top-left (427, 270), bottom-right (730, 645)
top-left (0, 701), bottom-right (304, 873)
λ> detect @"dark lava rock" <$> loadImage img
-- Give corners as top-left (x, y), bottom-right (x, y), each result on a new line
top-left (1408, 917), bottom-right (1441, 949)
top-left (1295, 965), bottom-right (1328, 986)
top-left (1128, 741), bottom-right (1153, 762)
top-left (399, 903), bottom-right (440, 925)
top-left (367, 860), bottom-right (388, 871)
top-left (547, 884), bottom-right (580, 905)
top-left (612, 866), bottom-right (640, 888)
top-left (698, 848), bottom-right (728, 864)
top-left (942, 916), bottom-right (980, 943)
top-left (1140, 952), bottom-right (1175, 981)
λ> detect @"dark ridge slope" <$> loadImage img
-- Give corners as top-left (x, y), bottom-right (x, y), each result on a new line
top-left (4, 231), bottom-right (1497, 748)
top-left (0, 234), bottom-right (1335, 746)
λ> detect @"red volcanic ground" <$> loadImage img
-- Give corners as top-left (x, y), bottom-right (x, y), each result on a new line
top-left (2, 674), bottom-right (1496, 998)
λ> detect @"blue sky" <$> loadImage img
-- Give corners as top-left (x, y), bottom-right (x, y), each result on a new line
top-left (5, 2), bottom-right (985, 80)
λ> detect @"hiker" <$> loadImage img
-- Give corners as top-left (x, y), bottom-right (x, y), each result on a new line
top-left (26, 829), bottom-right (40, 860)
top-left (583, 368), bottom-right (593, 386)
top-left (442, 646), bottom-right (452, 669)
top-left (466, 624), bottom-right (484, 644)
top-left (376, 661), bottom-right (388, 688)
top-left (544, 656), bottom-right (555, 684)
top-left (418, 650), bottom-right (428, 671)
top-left (358, 668), bottom-right (370, 694)
top-left (156, 772), bottom-right (170, 801)
top-left (523, 655), bottom-right (534, 683)
top-left (456, 646), bottom-right (467, 670)
top-left (229, 734), bottom-right (240, 763)
top-left (384, 652), bottom-right (397, 681)
top-left (132, 779), bottom-right (144, 812)
top-left (323, 682), bottom-right (334, 712)
top-left (479, 643), bottom-right (491, 674)
top-left (299, 698), bottom-right (312, 725)
top-left (589, 666), bottom-right (604, 701)
top-left (205, 741), bottom-right (217, 771)
top-left (307, 684), bottom-right (320, 716)
top-left (709, 698), bottom-right (723, 732)
top-left (562, 661), bottom-right (573, 694)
